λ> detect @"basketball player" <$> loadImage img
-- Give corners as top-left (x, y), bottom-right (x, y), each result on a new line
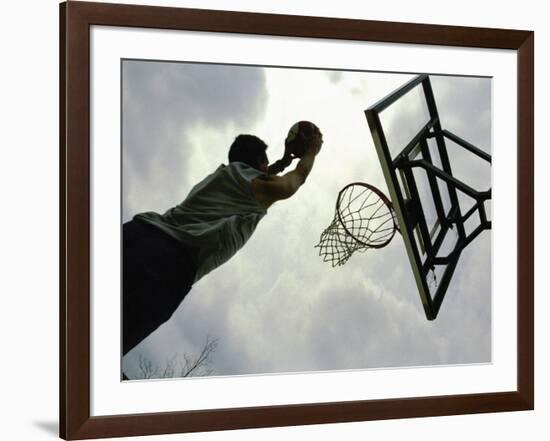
top-left (123, 128), bottom-right (323, 355)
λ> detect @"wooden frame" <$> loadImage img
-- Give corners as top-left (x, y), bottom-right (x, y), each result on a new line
top-left (60, 1), bottom-right (534, 439)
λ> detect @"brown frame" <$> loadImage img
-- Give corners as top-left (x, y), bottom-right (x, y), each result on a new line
top-left (60, 1), bottom-right (534, 439)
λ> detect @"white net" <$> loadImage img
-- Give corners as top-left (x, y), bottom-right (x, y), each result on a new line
top-left (316, 183), bottom-right (398, 266)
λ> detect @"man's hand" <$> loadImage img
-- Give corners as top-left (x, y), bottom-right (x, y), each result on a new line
top-left (253, 129), bottom-right (322, 208)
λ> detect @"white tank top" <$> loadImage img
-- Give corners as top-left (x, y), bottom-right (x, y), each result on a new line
top-left (135, 162), bottom-right (267, 282)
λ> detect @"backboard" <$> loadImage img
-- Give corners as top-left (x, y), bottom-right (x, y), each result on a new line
top-left (365, 74), bottom-right (491, 320)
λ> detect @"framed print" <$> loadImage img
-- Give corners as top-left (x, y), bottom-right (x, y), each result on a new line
top-left (60, 1), bottom-right (534, 439)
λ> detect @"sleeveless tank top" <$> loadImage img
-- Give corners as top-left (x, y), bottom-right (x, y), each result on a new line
top-left (135, 162), bottom-right (267, 282)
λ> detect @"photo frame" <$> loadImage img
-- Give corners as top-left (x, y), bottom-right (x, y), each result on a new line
top-left (60, 1), bottom-right (534, 439)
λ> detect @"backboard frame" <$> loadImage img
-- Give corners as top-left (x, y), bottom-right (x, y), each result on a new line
top-left (365, 74), bottom-right (491, 320)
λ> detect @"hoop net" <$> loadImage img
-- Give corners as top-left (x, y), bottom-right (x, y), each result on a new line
top-left (315, 182), bottom-right (399, 266)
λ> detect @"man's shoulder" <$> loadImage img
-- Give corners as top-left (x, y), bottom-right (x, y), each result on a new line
top-left (250, 173), bottom-right (299, 209)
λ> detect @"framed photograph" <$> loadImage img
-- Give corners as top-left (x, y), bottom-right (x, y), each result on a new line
top-left (60, 1), bottom-right (533, 439)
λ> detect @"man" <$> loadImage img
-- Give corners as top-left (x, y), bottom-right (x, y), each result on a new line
top-left (123, 128), bottom-right (323, 356)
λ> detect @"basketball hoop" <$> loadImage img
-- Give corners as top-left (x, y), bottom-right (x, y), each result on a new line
top-left (315, 182), bottom-right (399, 266)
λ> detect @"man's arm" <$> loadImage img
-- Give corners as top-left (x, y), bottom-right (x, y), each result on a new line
top-left (252, 131), bottom-right (322, 209)
top-left (267, 153), bottom-right (294, 176)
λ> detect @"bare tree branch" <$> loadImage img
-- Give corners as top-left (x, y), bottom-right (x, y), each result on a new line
top-left (130, 336), bottom-right (219, 380)
top-left (183, 336), bottom-right (218, 377)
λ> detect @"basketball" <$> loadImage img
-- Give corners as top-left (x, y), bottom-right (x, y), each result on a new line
top-left (285, 121), bottom-right (320, 158)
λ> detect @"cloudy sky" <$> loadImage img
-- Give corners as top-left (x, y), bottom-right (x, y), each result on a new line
top-left (121, 59), bottom-right (492, 379)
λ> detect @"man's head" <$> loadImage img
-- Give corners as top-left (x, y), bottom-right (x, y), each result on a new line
top-left (228, 134), bottom-right (269, 173)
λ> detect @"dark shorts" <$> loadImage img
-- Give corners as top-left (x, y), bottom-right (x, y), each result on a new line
top-left (123, 218), bottom-right (198, 356)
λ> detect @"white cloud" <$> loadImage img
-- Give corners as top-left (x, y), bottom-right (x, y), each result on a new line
top-left (122, 60), bottom-right (268, 221)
